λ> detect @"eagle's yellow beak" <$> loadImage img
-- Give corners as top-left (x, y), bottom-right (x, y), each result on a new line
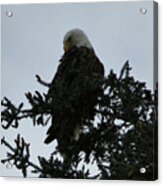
top-left (64, 41), bottom-right (70, 52)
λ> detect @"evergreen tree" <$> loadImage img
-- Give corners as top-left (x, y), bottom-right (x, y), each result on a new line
top-left (1, 62), bottom-right (158, 180)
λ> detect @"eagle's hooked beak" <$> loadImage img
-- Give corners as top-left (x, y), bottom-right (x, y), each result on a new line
top-left (64, 41), bottom-right (70, 52)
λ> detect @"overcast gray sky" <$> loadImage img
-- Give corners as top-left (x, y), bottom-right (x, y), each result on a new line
top-left (1, 1), bottom-right (155, 177)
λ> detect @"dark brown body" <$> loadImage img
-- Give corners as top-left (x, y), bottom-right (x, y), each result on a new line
top-left (44, 47), bottom-right (104, 150)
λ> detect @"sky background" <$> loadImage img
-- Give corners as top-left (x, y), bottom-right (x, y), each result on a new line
top-left (1, 1), bottom-right (155, 177)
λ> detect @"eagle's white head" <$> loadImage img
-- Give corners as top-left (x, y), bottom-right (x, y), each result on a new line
top-left (63, 28), bottom-right (93, 52)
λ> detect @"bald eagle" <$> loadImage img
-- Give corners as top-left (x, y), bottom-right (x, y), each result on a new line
top-left (44, 29), bottom-right (104, 152)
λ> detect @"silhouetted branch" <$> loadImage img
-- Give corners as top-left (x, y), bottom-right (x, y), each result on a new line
top-left (36, 74), bottom-right (50, 87)
top-left (1, 135), bottom-right (42, 177)
top-left (1, 91), bottom-right (51, 129)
